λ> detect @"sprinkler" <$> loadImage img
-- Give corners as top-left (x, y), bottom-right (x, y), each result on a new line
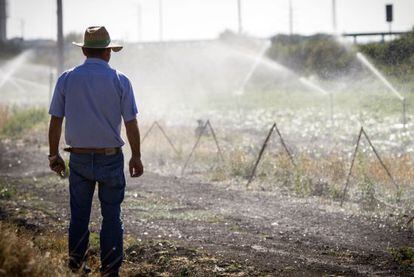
top-left (236, 40), bottom-right (271, 95)
top-left (299, 77), bottom-right (334, 124)
top-left (356, 52), bottom-right (406, 128)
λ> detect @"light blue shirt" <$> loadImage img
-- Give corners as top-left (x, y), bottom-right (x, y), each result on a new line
top-left (49, 58), bottom-right (138, 148)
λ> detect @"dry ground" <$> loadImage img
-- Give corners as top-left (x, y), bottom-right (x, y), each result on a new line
top-left (0, 126), bottom-right (413, 276)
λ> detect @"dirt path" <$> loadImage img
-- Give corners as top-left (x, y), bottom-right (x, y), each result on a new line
top-left (0, 128), bottom-right (413, 276)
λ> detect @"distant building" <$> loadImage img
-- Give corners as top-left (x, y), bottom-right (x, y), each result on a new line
top-left (0, 0), bottom-right (7, 42)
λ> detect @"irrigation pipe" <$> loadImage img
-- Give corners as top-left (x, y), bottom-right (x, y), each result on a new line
top-left (407, 215), bottom-right (414, 226)
top-left (274, 124), bottom-right (296, 167)
top-left (154, 122), bottom-right (180, 156)
top-left (340, 127), bottom-right (399, 207)
top-left (340, 128), bottom-right (362, 207)
top-left (181, 120), bottom-right (225, 176)
top-left (361, 128), bottom-right (399, 191)
top-left (140, 121), bottom-right (180, 156)
top-left (140, 121), bottom-right (157, 144)
top-left (356, 52), bottom-right (404, 101)
top-left (207, 120), bottom-right (225, 162)
top-left (246, 123), bottom-right (296, 187)
top-left (357, 52), bottom-right (407, 127)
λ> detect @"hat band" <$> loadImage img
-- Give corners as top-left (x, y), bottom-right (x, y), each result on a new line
top-left (83, 39), bottom-right (111, 48)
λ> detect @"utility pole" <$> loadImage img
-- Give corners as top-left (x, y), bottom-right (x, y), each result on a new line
top-left (0, 0), bottom-right (7, 42)
top-left (137, 3), bottom-right (142, 42)
top-left (332, 0), bottom-right (337, 34)
top-left (20, 19), bottom-right (25, 39)
top-left (159, 0), bottom-right (163, 41)
top-left (288, 0), bottom-right (293, 35)
top-left (237, 0), bottom-right (243, 34)
top-left (57, 0), bottom-right (64, 75)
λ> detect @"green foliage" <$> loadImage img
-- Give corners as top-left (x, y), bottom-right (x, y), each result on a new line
top-left (268, 34), bottom-right (359, 79)
top-left (267, 31), bottom-right (414, 83)
top-left (89, 232), bottom-right (100, 252)
top-left (0, 108), bottom-right (48, 138)
top-left (0, 42), bottom-right (23, 60)
top-left (360, 31), bottom-right (414, 80)
top-left (389, 247), bottom-right (414, 266)
top-left (0, 182), bottom-right (15, 200)
top-left (357, 175), bottom-right (376, 207)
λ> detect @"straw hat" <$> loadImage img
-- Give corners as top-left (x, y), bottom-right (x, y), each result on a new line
top-left (72, 26), bottom-right (123, 52)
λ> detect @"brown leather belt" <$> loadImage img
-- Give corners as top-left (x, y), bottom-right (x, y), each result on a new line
top-left (64, 147), bottom-right (121, 155)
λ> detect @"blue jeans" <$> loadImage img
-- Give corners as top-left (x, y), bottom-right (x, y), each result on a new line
top-left (68, 151), bottom-right (125, 275)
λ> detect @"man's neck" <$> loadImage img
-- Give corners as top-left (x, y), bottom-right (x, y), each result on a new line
top-left (86, 56), bottom-right (109, 63)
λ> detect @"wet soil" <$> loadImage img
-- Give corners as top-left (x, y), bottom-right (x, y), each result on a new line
top-left (0, 127), bottom-right (413, 276)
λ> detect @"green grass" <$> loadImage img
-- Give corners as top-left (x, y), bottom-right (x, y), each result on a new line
top-left (389, 247), bottom-right (414, 266)
top-left (0, 179), bottom-right (15, 200)
top-left (0, 108), bottom-right (48, 138)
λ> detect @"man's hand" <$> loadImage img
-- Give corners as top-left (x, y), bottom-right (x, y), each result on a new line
top-left (49, 154), bottom-right (66, 177)
top-left (129, 156), bottom-right (144, 177)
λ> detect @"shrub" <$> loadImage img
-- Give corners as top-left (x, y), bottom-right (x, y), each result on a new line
top-left (360, 31), bottom-right (414, 81)
top-left (0, 222), bottom-right (68, 276)
top-left (1, 108), bottom-right (48, 138)
top-left (268, 34), bottom-right (359, 79)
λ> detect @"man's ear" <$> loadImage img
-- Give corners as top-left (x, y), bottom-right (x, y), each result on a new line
top-left (103, 48), bottom-right (111, 60)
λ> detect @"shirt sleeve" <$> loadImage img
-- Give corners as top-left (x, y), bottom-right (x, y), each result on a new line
top-left (119, 74), bottom-right (138, 122)
top-left (48, 73), bottom-right (66, 117)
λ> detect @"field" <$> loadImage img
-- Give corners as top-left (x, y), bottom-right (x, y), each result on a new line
top-left (0, 36), bottom-right (413, 275)
top-left (0, 86), bottom-right (414, 276)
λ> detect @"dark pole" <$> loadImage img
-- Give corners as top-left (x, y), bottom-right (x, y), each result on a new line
top-left (237, 0), bottom-right (242, 34)
top-left (402, 98), bottom-right (407, 128)
top-left (288, 0), bottom-right (293, 35)
top-left (159, 0), bottom-right (163, 41)
top-left (181, 121), bottom-right (209, 176)
top-left (329, 93), bottom-right (334, 123)
top-left (0, 0), bottom-right (7, 42)
top-left (340, 127), bottom-right (363, 206)
top-left (57, 0), bottom-right (64, 75)
top-left (332, 0), bottom-right (337, 34)
top-left (246, 123), bottom-right (276, 187)
top-left (137, 3), bottom-right (142, 42)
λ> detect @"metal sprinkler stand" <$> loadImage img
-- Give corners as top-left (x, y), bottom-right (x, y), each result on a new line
top-left (402, 97), bottom-right (407, 128)
top-left (181, 120), bottom-right (225, 176)
top-left (329, 92), bottom-right (334, 124)
top-left (140, 121), bottom-right (180, 157)
top-left (340, 126), bottom-right (399, 207)
top-left (246, 123), bottom-right (296, 188)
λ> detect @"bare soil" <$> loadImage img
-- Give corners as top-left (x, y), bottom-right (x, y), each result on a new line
top-left (0, 126), bottom-right (413, 276)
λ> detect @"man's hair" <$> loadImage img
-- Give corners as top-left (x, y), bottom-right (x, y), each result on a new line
top-left (82, 47), bottom-right (107, 58)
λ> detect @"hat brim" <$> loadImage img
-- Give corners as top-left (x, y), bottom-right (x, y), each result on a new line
top-left (72, 41), bottom-right (123, 52)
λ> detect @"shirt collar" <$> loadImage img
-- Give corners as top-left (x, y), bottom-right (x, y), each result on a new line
top-left (84, 58), bottom-right (110, 68)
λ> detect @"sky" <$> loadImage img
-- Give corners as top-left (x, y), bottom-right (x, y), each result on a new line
top-left (7, 0), bottom-right (414, 42)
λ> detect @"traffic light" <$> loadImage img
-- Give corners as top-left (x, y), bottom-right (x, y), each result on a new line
top-left (386, 4), bottom-right (393, 23)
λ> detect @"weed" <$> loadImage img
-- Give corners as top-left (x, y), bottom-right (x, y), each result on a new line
top-left (0, 222), bottom-right (69, 276)
top-left (357, 175), bottom-right (376, 208)
top-left (0, 182), bottom-right (15, 200)
top-left (389, 247), bottom-right (414, 266)
top-left (227, 148), bottom-right (251, 178)
top-left (0, 104), bottom-right (9, 131)
top-left (1, 108), bottom-right (48, 138)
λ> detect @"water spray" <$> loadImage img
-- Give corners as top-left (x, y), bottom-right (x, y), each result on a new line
top-left (0, 50), bottom-right (33, 90)
top-left (235, 40), bottom-right (271, 96)
top-left (223, 43), bottom-right (335, 123)
top-left (356, 52), bottom-right (406, 127)
top-left (299, 77), bottom-right (334, 123)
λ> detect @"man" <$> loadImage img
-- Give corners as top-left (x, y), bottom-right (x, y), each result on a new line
top-left (48, 26), bottom-right (143, 276)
